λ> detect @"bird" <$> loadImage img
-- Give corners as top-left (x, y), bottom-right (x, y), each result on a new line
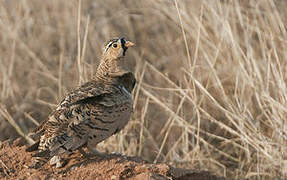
top-left (26, 37), bottom-right (136, 168)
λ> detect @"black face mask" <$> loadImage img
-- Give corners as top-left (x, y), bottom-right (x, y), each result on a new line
top-left (120, 37), bottom-right (128, 56)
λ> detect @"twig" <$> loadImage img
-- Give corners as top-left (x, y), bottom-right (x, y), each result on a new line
top-left (0, 104), bottom-right (34, 145)
top-left (0, 159), bottom-right (11, 176)
top-left (24, 113), bottom-right (40, 126)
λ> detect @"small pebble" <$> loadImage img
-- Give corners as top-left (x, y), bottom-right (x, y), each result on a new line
top-left (111, 175), bottom-right (117, 180)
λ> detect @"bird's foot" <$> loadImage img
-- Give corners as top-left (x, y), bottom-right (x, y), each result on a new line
top-left (78, 148), bottom-right (91, 158)
top-left (50, 155), bottom-right (67, 168)
top-left (28, 157), bottom-right (48, 169)
top-left (28, 161), bottom-right (42, 169)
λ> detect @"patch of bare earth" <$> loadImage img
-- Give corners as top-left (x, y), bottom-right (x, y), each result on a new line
top-left (0, 138), bottom-right (224, 180)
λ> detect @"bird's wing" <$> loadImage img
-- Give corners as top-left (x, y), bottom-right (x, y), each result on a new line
top-left (32, 84), bottom-right (132, 157)
top-left (26, 81), bottom-right (118, 152)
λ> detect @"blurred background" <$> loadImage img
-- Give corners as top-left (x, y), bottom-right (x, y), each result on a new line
top-left (0, 0), bottom-right (287, 178)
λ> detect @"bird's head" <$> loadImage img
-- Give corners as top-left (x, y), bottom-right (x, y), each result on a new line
top-left (102, 37), bottom-right (134, 60)
top-left (95, 37), bottom-right (135, 81)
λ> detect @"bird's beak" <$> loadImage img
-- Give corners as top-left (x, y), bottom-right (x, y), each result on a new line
top-left (125, 41), bottom-right (135, 47)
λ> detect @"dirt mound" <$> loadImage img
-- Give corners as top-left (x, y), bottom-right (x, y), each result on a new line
top-left (0, 139), bottom-right (224, 180)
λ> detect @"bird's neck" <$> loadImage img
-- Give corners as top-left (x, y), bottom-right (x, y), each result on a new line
top-left (94, 57), bottom-right (128, 82)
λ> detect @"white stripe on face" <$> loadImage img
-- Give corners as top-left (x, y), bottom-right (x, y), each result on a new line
top-left (104, 41), bottom-right (113, 52)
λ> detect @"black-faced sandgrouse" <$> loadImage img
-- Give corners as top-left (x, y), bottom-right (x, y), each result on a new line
top-left (26, 37), bottom-right (136, 168)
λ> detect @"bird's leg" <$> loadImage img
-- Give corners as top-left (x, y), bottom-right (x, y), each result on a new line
top-left (78, 147), bottom-right (90, 158)
top-left (84, 145), bottom-right (106, 158)
top-left (78, 147), bottom-right (101, 159)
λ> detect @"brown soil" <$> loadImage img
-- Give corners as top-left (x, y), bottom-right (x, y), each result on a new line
top-left (0, 139), bottom-right (224, 180)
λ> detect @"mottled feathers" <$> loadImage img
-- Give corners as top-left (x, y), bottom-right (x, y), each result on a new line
top-left (26, 38), bottom-right (136, 165)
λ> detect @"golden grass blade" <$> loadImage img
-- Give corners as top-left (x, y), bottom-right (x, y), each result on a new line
top-left (0, 104), bottom-right (34, 144)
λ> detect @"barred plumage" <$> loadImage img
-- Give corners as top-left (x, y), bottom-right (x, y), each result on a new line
top-left (26, 37), bottom-right (136, 168)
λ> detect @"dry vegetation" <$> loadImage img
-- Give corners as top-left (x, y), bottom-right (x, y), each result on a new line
top-left (0, 0), bottom-right (287, 179)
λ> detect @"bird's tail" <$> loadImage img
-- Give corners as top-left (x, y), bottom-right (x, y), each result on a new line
top-left (31, 133), bottom-right (87, 158)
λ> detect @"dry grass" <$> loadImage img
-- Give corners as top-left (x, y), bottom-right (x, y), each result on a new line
top-left (0, 0), bottom-right (287, 179)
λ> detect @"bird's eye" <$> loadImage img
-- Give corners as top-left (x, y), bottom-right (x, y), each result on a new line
top-left (113, 44), bottom-right (118, 48)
